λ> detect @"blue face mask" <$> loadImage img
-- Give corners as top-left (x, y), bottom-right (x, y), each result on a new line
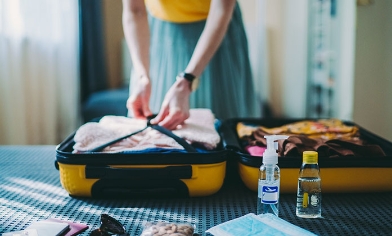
top-left (206, 213), bottom-right (316, 236)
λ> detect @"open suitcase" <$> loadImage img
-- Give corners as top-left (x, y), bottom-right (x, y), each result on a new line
top-left (56, 139), bottom-right (228, 198)
top-left (55, 111), bottom-right (229, 198)
top-left (220, 118), bottom-right (392, 193)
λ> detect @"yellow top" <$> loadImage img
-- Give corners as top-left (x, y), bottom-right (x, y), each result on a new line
top-left (145, 0), bottom-right (211, 23)
top-left (303, 151), bottom-right (318, 164)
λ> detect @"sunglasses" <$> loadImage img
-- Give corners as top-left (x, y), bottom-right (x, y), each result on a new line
top-left (90, 214), bottom-right (129, 236)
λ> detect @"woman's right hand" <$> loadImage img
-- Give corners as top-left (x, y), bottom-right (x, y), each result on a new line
top-left (127, 75), bottom-right (152, 119)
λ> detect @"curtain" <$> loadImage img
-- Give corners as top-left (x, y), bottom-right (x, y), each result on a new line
top-left (0, 0), bottom-right (80, 144)
top-left (79, 0), bottom-right (108, 103)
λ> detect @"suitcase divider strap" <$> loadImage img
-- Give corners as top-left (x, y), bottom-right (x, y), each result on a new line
top-left (149, 124), bottom-right (197, 152)
top-left (87, 116), bottom-right (198, 153)
top-left (88, 126), bottom-right (149, 152)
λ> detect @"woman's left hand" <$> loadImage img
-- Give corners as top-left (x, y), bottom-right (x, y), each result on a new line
top-left (150, 78), bottom-right (192, 130)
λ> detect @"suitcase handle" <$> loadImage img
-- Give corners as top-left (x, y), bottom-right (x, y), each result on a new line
top-left (85, 165), bottom-right (193, 179)
top-left (90, 179), bottom-right (190, 198)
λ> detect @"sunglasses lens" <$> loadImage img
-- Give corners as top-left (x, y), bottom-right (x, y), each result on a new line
top-left (100, 214), bottom-right (126, 234)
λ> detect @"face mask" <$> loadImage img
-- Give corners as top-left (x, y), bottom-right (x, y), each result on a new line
top-left (206, 213), bottom-right (316, 236)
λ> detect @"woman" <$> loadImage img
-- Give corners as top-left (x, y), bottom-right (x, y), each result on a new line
top-left (122, 0), bottom-right (260, 130)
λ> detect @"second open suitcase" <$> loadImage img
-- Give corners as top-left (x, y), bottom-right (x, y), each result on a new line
top-left (220, 118), bottom-right (392, 193)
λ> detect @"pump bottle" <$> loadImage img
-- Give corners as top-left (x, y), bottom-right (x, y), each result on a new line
top-left (296, 151), bottom-right (322, 218)
top-left (257, 135), bottom-right (288, 216)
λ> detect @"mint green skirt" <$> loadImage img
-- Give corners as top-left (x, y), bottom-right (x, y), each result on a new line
top-left (138, 3), bottom-right (260, 120)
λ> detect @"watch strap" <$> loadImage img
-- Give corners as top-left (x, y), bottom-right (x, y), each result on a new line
top-left (178, 72), bottom-right (196, 82)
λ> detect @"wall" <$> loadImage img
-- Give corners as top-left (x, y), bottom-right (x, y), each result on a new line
top-left (102, 0), bottom-right (124, 88)
top-left (237, 0), bottom-right (267, 108)
top-left (265, 0), bottom-right (285, 117)
top-left (265, 0), bottom-right (392, 141)
top-left (282, 0), bottom-right (308, 118)
top-left (353, 0), bottom-right (392, 141)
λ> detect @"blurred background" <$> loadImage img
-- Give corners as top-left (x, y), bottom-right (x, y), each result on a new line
top-left (0, 0), bottom-right (391, 145)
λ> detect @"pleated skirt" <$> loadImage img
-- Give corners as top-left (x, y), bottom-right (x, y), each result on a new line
top-left (131, 3), bottom-right (261, 120)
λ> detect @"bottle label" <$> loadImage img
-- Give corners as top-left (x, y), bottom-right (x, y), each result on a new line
top-left (261, 185), bottom-right (279, 204)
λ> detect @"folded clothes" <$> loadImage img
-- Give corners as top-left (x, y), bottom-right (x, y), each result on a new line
top-left (240, 119), bottom-right (386, 158)
top-left (73, 108), bottom-right (221, 153)
top-left (280, 135), bottom-right (386, 158)
top-left (237, 119), bottom-right (359, 140)
top-left (236, 122), bottom-right (259, 139)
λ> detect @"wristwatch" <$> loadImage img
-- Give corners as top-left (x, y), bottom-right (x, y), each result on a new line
top-left (177, 72), bottom-right (199, 91)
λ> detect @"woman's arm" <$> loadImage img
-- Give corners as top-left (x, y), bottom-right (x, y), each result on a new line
top-left (122, 0), bottom-right (150, 77)
top-left (122, 0), bottom-right (152, 118)
top-left (185, 0), bottom-right (236, 77)
top-left (151, 0), bottom-right (237, 129)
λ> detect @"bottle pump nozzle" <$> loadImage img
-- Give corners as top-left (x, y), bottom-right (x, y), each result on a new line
top-left (263, 135), bottom-right (289, 165)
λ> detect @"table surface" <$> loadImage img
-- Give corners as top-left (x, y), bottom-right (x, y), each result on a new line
top-left (1, 145), bottom-right (392, 236)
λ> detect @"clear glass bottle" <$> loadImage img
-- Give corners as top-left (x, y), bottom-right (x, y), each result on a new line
top-left (296, 151), bottom-right (322, 218)
top-left (257, 163), bottom-right (280, 216)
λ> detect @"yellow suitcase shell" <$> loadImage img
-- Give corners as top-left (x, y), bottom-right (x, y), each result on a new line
top-left (56, 135), bottom-right (228, 198)
top-left (238, 163), bottom-right (392, 193)
top-left (57, 162), bottom-right (226, 198)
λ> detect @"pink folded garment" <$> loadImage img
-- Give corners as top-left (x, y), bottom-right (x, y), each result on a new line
top-left (73, 108), bottom-right (221, 153)
top-left (245, 145), bottom-right (266, 157)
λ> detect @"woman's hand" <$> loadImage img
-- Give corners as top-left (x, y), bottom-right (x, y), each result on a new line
top-left (150, 78), bottom-right (192, 130)
top-left (127, 75), bottom-right (152, 119)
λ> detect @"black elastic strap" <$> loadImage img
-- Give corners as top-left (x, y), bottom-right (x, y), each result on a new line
top-left (88, 126), bottom-right (149, 152)
top-left (149, 124), bottom-right (197, 152)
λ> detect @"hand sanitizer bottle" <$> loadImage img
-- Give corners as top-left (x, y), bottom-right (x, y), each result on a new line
top-left (257, 135), bottom-right (288, 216)
top-left (296, 151), bottom-right (322, 218)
